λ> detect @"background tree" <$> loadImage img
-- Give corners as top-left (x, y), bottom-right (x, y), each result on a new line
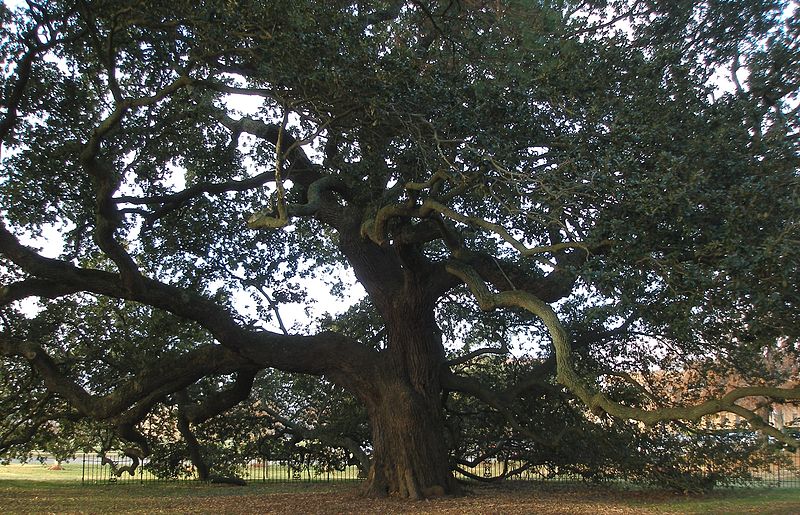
top-left (1, 0), bottom-right (798, 499)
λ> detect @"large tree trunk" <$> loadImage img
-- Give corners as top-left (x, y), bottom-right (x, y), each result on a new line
top-left (361, 375), bottom-right (460, 498)
top-left (358, 302), bottom-right (461, 499)
top-left (336, 216), bottom-right (461, 498)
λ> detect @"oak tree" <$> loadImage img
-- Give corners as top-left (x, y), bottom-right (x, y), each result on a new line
top-left (2, 0), bottom-right (799, 498)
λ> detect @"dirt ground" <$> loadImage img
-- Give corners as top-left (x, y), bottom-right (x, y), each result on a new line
top-left (5, 482), bottom-right (798, 514)
top-left (199, 485), bottom-right (659, 514)
top-left (188, 484), bottom-right (798, 515)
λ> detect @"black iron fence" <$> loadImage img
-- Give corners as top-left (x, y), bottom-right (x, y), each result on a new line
top-left (79, 449), bottom-right (800, 488)
top-left (79, 453), bottom-right (363, 484)
top-left (453, 450), bottom-right (800, 488)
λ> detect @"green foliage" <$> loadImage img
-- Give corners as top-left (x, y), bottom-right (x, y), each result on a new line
top-left (1, 0), bottom-right (798, 493)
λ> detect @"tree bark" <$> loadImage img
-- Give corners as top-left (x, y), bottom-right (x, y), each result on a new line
top-left (176, 398), bottom-right (210, 481)
top-left (358, 299), bottom-right (461, 499)
top-left (361, 375), bottom-right (460, 498)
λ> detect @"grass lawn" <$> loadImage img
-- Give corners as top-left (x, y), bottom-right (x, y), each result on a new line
top-left (0, 461), bottom-right (85, 482)
top-left (1, 463), bottom-right (799, 515)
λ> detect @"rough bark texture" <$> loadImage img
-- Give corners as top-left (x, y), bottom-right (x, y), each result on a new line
top-left (361, 375), bottom-right (460, 499)
top-left (358, 297), bottom-right (461, 499)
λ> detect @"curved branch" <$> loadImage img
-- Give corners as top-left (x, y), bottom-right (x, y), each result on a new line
top-left (214, 112), bottom-right (320, 188)
top-left (445, 344), bottom-right (508, 367)
top-left (454, 461), bottom-right (533, 482)
top-left (1, 221), bottom-right (379, 385)
top-left (0, 14), bottom-right (81, 143)
top-left (181, 370), bottom-right (258, 424)
top-left (0, 279), bottom-right (81, 307)
top-left (420, 198), bottom-right (603, 258)
top-left (247, 175), bottom-right (351, 229)
top-left (175, 391), bottom-right (210, 480)
top-left (0, 333), bottom-right (251, 420)
top-left (115, 169), bottom-right (278, 224)
top-left (446, 260), bottom-right (800, 448)
top-left (359, 203), bottom-right (421, 245)
top-left (79, 73), bottom-right (192, 290)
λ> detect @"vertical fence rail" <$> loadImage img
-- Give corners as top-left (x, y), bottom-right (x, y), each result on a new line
top-left (78, 449), bottom-right (799, 488)
top-left (240, 457), bottom-right (363, 483)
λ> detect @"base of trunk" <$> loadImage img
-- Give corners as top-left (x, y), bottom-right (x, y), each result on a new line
top-left (360, 379), bottom-right (462, 499)
top-left (361, 468), bottom-right (461, 499)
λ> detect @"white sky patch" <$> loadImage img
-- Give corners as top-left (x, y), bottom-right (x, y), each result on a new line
top-left (232, 273), bottom-right (367, 334)
top-left (221, 92), bottom-right (264, 116)
top-left (16, 223), bottom-right (67, 259)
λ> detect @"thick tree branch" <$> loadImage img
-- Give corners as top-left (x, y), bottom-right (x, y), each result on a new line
top-left (357, 181), bottom-right (594, 304)
top-left (174, 390), bottom-right (211, 480)
top-left (446, 260), bottom-right (800, 448)
top-left (79, 73), bottom-right (192, 290)
top-left (115, 169), bottom-right (278, 224)
top-left (180, 370), bottom-right (258, 424)
top-left (0, 334), bottom-right (250, 420)
top-left (454, 461), bottom-right (533, 482)
top-left (0, 223), bottom-right (380, 388)
top-left (247, 175), bottom-right (351, 230)
top-left (0, 279), bottom-right (81, 307)
top-left (214, 112), bottom-right (320, 188)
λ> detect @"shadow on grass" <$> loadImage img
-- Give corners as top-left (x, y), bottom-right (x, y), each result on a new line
top-left (1, 478), bottom-right (798, 514)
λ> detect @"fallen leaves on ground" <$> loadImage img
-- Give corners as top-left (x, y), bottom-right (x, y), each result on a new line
top-left (2, 482), bottom-right (799, 514)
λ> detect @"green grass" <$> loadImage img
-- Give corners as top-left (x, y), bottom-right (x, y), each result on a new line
top-left (0, 462), bottom-right (84, 482)
top-left (2, 462), bottom-right (799, 514)
top-left (1, 470), bottom-right (798, 514)
top-left (632, 488), bottom-right (800, 514)
top-left (1, 460), bottom-right (363, 484)
top-left (0, 480), bottom-right (344, 514)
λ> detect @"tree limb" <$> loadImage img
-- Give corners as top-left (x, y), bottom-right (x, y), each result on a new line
top-left (0, 279), bottom-right (81, 307)
top-left (1, 221), bottom-right (380, 387)
top-left (446, 260), bottom-right (800, 448)
top-left (180, 370), bottom-right (258, 424)
top-left (0, 334), bottom-right (251, 420)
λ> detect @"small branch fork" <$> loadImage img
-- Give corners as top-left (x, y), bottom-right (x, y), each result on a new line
top-left (360, 172), bottom-right (608, 264)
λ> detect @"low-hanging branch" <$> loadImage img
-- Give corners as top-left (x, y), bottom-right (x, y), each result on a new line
top-left (259, 403), bottom-right (371, 474)
top-left (445, 260), bottom-right (800, 448)
top-left (180, 370), bottom-right (259, 424)
top-left (441, 370), bottom-right (566, 449)
top-left (0, 334), bottom-right (252, 420)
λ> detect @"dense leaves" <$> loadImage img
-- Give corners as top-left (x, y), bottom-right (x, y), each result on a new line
top-left (1, 0), bottom-right (798, 498)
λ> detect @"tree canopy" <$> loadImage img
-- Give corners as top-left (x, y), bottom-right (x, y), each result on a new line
top-left (1, 0), bottom-right (799, 498)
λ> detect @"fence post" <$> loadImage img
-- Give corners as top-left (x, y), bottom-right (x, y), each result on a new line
top-left (81, 453), bottom-right (85, 484)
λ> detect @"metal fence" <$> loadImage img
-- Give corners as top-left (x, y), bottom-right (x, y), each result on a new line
top-left (80, 449), bottom-right (800, 488)
top-left (748, 450), bottom-right (800, 487)
top-left (80, 453), bottom-right (363, 484)
top-left (453, 451), bottom-right (800, 488)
